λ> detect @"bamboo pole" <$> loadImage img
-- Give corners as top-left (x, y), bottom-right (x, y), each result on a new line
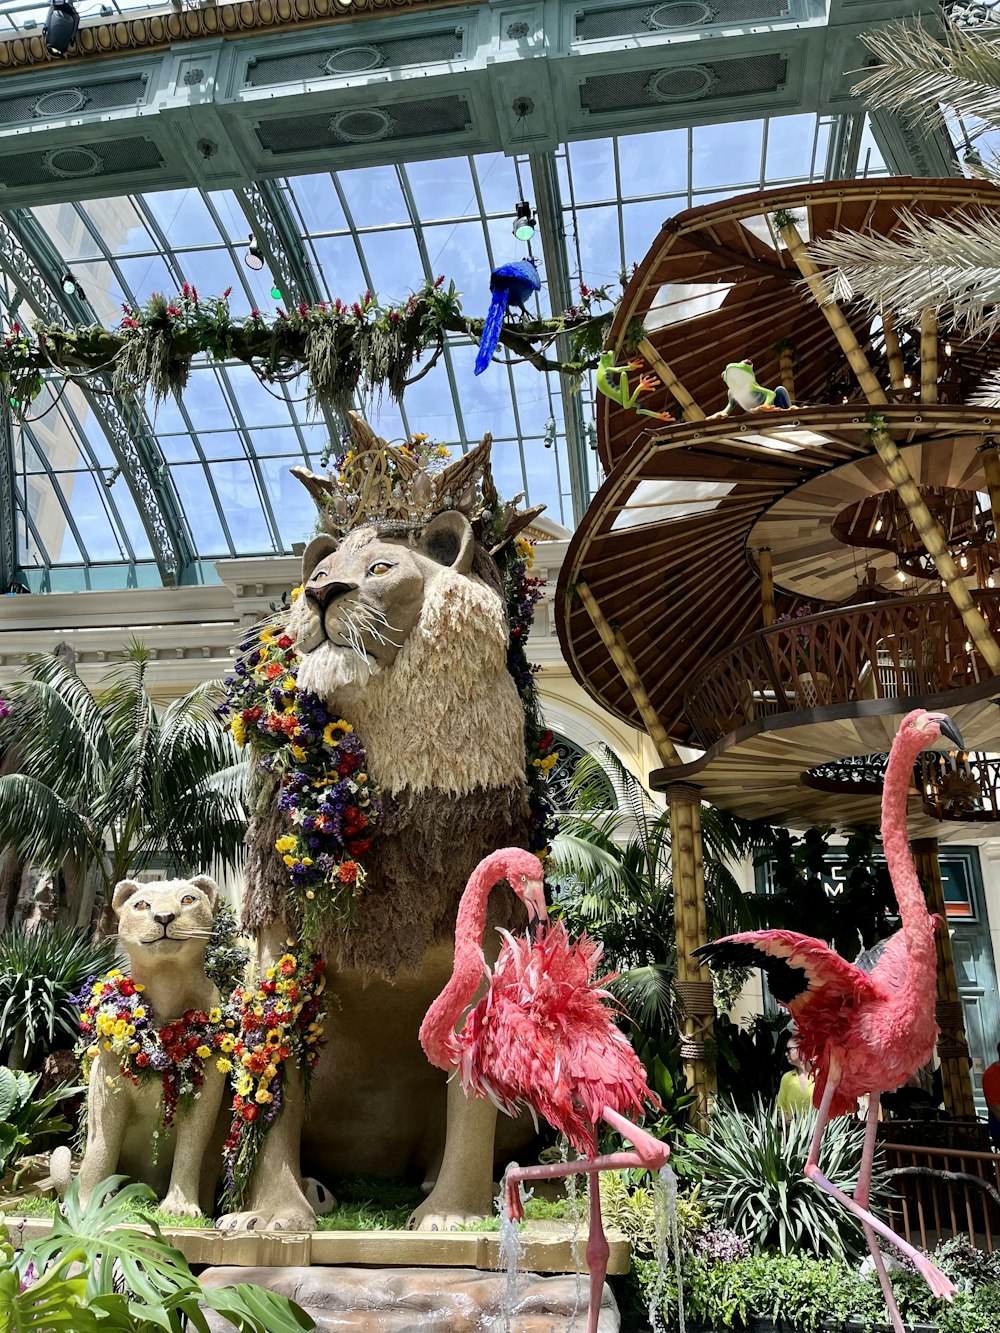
top-left (883, 310), bottom-right (905, 391)
top-left (980, 442), bottom-right (1000, 542)
top-left (638, 338), bottom-right (707, 422)
top-left (777, 344), bottom-right (796, 401)
top-left (667, 782), bottom-right (716, 1130)
top-left (920, 308), bottom-right (939, 404)
top-left (758, 548), bottom-right (776, 627)
top-left (912, 838), bottom-right (977, 1120)
top-left (867, 420), bottom-right (1000, 675)
top-left (776, 215), bottom-right (888, 407)
top-left (576, 578), bottom-right (681, 767)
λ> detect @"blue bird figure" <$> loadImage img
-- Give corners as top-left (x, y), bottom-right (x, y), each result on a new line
top-left (474, 259), bottom-right (541, 376)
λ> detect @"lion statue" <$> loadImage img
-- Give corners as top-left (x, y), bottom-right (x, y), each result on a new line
top-left (223, 482), bottom-right (536, 1231)
top-left (54, 876), bottom-right (228, 1216)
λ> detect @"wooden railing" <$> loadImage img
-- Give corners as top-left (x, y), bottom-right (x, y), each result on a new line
top-left (683, 593), bottom-right (1000, 749)
top-left (882, 1140), bottom-right (1000, 1252)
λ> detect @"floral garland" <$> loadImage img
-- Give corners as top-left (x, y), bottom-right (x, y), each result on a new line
top-left (76, 970), bottom-right (232, 1148)
top-left (497, 535), bottom-right (558, 854)
top-left (222, 617), bottom-right (383, 946)
top-left (220, 952), bottom-right (326, 1211)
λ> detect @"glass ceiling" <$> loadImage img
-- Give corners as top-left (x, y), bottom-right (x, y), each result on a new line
top-left (3, 111), bottom-right (889, 590)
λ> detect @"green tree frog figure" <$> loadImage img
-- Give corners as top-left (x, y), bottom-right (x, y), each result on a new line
top-left (596, 352), bottom-right (675, 422)
top-left (715, 360), bottom-right (791, 417)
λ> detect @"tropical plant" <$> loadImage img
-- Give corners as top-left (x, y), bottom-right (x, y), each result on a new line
top-left (804, 13), bottom-right (1000, 375)
top-left (550, 748), bottom-right (768, 1042)
top-left (686, 1096), bottom-right (891, 1262)
top-left (203, 901), bottom-right (251, 1001)
top-left (0, 922), bottom-right (117, 1068)
top-left (0, 643), bottom-right (247, 931)
top-left (713, 1011), bottom-right (792, 1113)
top-left (0, 1175), bottom-right (314, 1331)
top-left (0, 1067), bottom-right (80, 1187)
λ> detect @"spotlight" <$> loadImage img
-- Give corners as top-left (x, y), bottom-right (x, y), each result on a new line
top-left (512, 200), bottom-right (536, 242)
top-left (61, 272), bottom-right (84, 300)
top-left (245, 236), bottom-right (264, 272)
top-left (42, 0), bottom-right (79, 57)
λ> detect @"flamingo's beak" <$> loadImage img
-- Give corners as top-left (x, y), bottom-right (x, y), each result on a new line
top-left (938, 715), bottom-right (964, 749)
top-left (523, 879), bottom-right (548, 925)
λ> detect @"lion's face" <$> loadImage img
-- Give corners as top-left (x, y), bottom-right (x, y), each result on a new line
top-left (287, 511), bottom-right (475, 689)
top-left (112, 875), bottom-right (217, 964)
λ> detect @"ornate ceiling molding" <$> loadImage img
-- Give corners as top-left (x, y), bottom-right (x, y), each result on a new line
top-left (0, 0), bottom-right (472, 73)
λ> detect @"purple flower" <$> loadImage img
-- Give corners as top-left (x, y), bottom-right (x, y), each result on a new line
top-left (150, 1049), bottom-right (171, 1072)
top-left (19, 1262), bottom-right (36, 1292)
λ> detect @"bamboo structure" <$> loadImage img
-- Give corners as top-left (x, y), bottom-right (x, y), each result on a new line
top-left (776, 217), bottom-right (889, 408)
top-left (777, 344), bottom-right (796, 401)
top-left (883, 311), bottom-right (905, 391)
top-left (867, 423), bottom-right (1000, 675)
top-left (758, 548), bottom-right (775, 626)
top-left (637, 338), bottom-right (706, 422)
top-left (920, 308), bottom-right (939, 404)
top-left (980, 441), bottom-right (1000, 541)
top-left (666, 781), bottom-right (716, 1130)
top-left (576, 578), bottom-right (681, 768)
top-left (912, 838), bottom-right (977, 1120)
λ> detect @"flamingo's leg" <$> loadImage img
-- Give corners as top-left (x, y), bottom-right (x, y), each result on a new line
top-left (504, 1150), bottom-right (660, 1222)
top-left (855, 1094), bottom-right (906, 1333)
top-left (803, 1083), bottom-right (955, 1304)
top-left (585, 1173), bottom-right (609, 1333)
top-left (601, 1106), bottom-right (671, 1169)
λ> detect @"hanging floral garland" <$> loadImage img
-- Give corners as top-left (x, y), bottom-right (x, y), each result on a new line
top-left (220, 952), bottom-right (326, 1211)
top-left (222, 615), bottom-right (383, 946)
top-left (75, 970), bottom-right (233, 1151)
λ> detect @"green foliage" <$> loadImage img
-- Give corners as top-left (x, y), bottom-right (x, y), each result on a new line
top-left (204, 901), bottom-right (250, 1001)
top-left (713, 1012), bottom-right (792, 1114)
top-left (0, 1068), bottom-right (80, 1185)
top-left (1, 1175), bottom-right (314, 1331)
top-left (551, 748), bottom-right (768, 1046)
top-left (599, 1170), bottom-right (708, 1257)
top-left (749, 824), bottom-right (897, 962)
top-left (0, 645), bottom-right (247, 927)
top-left (686, 1097), bottom-right (890, 1263)
top-left (0, 923), bottom-right (117, 1067)
top-left (637, 1243), bottom-right (1000, 1333)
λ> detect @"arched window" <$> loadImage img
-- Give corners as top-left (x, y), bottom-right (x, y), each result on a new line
top-left (547, 732), bottom-right (617, 811)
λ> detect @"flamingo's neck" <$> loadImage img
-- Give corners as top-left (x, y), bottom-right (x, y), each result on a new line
top-left (882, 728), bottom-right (937, 964)
top-left (419, 862), bottom-right (499, 1069)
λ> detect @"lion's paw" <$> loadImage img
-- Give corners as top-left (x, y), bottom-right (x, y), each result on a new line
top-left (214, 1206), bottom-right (315, 1232)
top-left (409, 1191), bottom-right (490, 1233)
top-left (160, 1189), bottom-right (203, 1219)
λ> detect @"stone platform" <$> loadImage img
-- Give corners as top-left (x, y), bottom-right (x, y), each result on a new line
top-left (200, 1264), bottom-right (620, 1331)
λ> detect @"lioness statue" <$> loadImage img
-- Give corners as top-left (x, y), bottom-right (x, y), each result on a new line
top-left (62, 876), bottom-right (228, 1216)
top-left (224, 502), bottom-right (533, 1231)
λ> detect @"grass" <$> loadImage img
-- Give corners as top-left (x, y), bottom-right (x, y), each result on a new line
top-left (3, 1176), bottom-right (578, 1233)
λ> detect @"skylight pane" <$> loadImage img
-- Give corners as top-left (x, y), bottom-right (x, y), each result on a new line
top-left (20, 474), bottom-right (83, 564)
top-left (53, 471), bottom-right (126, 563)
top-left (618, 130), bottom-right (688, 196)
top-left (179, 250), bottom-right (244, 307)
top-left (76, 197), bottom-right (151, 258)
top-left (567, 139), bottom-right (617, 204)
top-left (311, 235), bottom-right (369, 303)
top-left (338, 165), bottom-right (409, 228)
top-left (143, 190), bottom-right (222, 249)
top-left (622, 200), bottom-right (669, 268)
top-left (170, 464), bottom-right (231, 556)
top-left (356, 228), bottom-right (424, 300)
top-left (116, 255), bottom-right (176, 306)
top-left (693, 120), bottom-right (763, 189)
top-left (284, 175), bottom-right (350, 236)
top-left (765, 112), bottom-right (820, 180)
top-left (472, 152), bottom-right (522, 216)
top-left (422, 220), bottom-right (490, 309)
top-left (258, 458), bottom-right (323, 549)
top-left (405, 157), bottom-right (477, 221)
top-left (208, 460), bottom-right (275, 554)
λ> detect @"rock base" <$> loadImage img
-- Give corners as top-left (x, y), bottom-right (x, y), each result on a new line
top-left (199, 1264), bottom-right (620, 1331)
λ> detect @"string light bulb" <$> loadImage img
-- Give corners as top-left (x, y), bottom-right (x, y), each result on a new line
top-left (945, 341), bottom-right (953, 357)
top-left (897, 568), bottom-right (907, 583)
top-left (903, 373), bottom-right (913, 389)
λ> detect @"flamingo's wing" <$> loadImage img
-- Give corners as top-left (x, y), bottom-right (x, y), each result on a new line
top-left (694, 930), bottom-right (877, 1017)
top-left (855, 928), bottom-right (909, 991)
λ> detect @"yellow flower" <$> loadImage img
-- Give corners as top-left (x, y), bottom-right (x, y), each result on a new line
top-left (283, 854), bottom-right (297, 867)
top-left (257, 647), bottom-right (269, 663)
top-left (113, 1020), bottom-right (127, 1039)
top-left (195, 1044), bottom-right (211, 1059)
top-left (217, 1058), bottom-right (232, 1074)
top-left (356, 772), bottom-right (367, 783)
top-left (231, 715), bottom-right (246, 747)
top-left (412, 433), bottom-right (428, 443)
top-left (282, 676), bottom-right (296, 692)
top-left (255, 1088), bottom-right (273, 1104)
top-left (87, 1044), bottom-right (99, 1059)
top-left (265, 967), bottom-right (277, 980)
top-left (208, 1008), bottom-right (222, 1024)
top-left (241, 1053), bottom-right (254, 1068)
top-left (266, 1030), bottom-right (282, 1047)
top-left (135, 984), bottom-right (144, 993)
top-left (305, 890), bottom-right (315, 901)
top-left (290, 585), bottom-right (303, 602)
top-left (290, 744), bottom-right (307, 762)
top-left (237, 1075), bottom-right (253, 1096)
top-left (108, 969), bottom-right (122, 979)
top-left (92, 982), bottom-right (105, 996)
top-left (322, 720), bottom-right (352, 745)
top-left (301, 857), bottom-right (313, 867)
top-left (134, 1007), bottom-right (146, 1020)
top-left (103, 1041), bottom-right (112, 1052)
top-left (125, 1024), bottom-right (135, 1037)
top-left (275, 835), bottom-right (297, 854)
top-left (129, 1042), bottom-right (140, 1055)
top-left (253, 1005), bottom-right (264, 1017)
top-left (264, 1063), bottom-right (277, 1080)
top-left (435, 445), bottom-right (451, 459)
top-left (260, 627), bottom-right (278, 643)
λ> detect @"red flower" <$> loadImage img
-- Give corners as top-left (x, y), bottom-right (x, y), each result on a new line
top-left (166, 304), bottom-right (181, 317)
top-left (119, 978), bottom-right (136, 997)
top-left (241, 1104), bottom-right (258, 1122)
top-left (298, 302), bottom-right (309, 317)
top-left (434, 275), bottom-right (445, 289)
top-left (222, 286), bottom-right (233, 299)
top-left (280, 957), bottom-right (296, 976)
top-left (277, 635), bottom-right (293, 649)
top-left (347, 837), bottom-right (372, 856)
top-left (136, 1052), bottom-right (150, 1068)
top-left (338, 860), bottom-right (359, 884)
top-left (185, 1035), bottom-right (200, 1052)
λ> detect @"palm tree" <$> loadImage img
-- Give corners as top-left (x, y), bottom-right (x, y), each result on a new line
top-left (805, 13), bottom-right (1000, 373)
top-left (0, 641), bottom-right (246, 931)
top-left (549, 747), bottom-right (767, 1041)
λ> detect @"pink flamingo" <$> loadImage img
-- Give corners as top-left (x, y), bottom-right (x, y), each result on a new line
top-left (420, 847), bottom-right (669, 1333)
top-left (695, 708), bottom-right (961, 1332)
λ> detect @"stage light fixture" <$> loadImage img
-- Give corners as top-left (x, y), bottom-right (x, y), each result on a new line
top-left (512, 200), bottom-right (536, 242)
top-left (61, 272), bottom-right (84, 300)
top-left (245, 236), bottom-right (265, 272)
top-left (42, 0), bottom-right (79, 57)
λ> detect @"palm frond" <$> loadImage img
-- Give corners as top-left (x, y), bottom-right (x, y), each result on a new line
top-left (807, 207), bottom-right (1000, 341)
top-left (854, 19), bottom-right (1000, 132)
top-left (609, 962), bottom-right (677, 1035)
top-left (0, 773), bottom-right (94, 869)
top-left (1, 669), bottom-right (111, 794)
top-left (971, 368), bottom-right (1000, 406)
